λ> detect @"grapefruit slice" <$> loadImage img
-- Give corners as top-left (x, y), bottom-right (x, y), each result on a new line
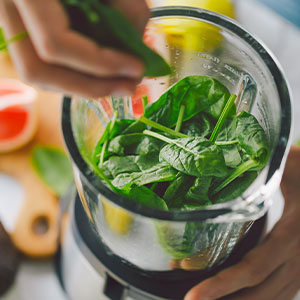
top-left (0, 79), bottom-right (38, 153)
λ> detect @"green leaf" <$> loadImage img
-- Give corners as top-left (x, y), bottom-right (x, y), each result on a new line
top-left (108, 133), bottom-right (163, 156)
top-left (92, 118), bottom-right (135, 164)
top-left (163, 173), bottom-right (193, 209)
top-left (213, 159), bottom-right (259, 194)
top-left (218, 144), bottom-right (242, 168)
top-left (212, 171), bottom-right (258, 203)
top-left (61, 0), bottom-right (171, 77)
top-left (122, 120), bottom-right (147, 134)
top-left (181, 113), bottom-right (214, 138)
top-left (186, 177), bottom-right (212, 206)
top-left (101, 153), bottom-right (160, 179)
top-left (144, 76), bottom-right (230, 127)
top-left (144, 130), bottom-right (227, 177)
top-left (235, 111), bottom-right (270, 167)
top-left (112, 162), bottom-right (177, 188)
top-left (156, 224), bottom-right (194, 259)
top-left (101, 156), bottom-right (141, 178)
top-left (120, 185), bottom-right (168, 210)
top-left (31, 146), bottom-right (73, 197)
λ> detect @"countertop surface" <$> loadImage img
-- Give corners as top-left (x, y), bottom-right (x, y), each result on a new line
top-left (1, 0), bottom-right (300, 299)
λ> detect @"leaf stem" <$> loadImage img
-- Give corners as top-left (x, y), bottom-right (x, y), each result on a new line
top-left (143, 130), bottom-right (174, 144)
top-left (0, 31), bottom-right (28, 51)
top-left (175, 105), bottom-right (185, 133)
top-left (110, 111), bottom-right (119, 131)
top-left (140, 116), bottom-right (188, 138)
top-left (84, 156), bottom-right (119, 193)
top-left (99, 111), bottom-right (118, 167)
top-left (142, 94), bottom-right (148, 114)
top-left (99, 140), bottom-right (108, 167)
top-left (215, 140), bottom-right (239, 146)
top-left (213, 159), bottom-right (259, 194)
top-left (210, 94), bottom-right (237, 144)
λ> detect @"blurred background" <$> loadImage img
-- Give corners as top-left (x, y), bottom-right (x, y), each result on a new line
top-left (0, 0), bottom-right (299, 299)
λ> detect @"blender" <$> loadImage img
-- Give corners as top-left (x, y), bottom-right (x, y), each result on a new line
top-left (59, 7), bottom-right (292, 300)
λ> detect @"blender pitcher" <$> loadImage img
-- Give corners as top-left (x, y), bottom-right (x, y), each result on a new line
top-left (61, 6), bottom-right (292, 300)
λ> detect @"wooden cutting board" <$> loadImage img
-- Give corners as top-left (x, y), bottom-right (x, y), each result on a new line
top-left (0, 53), bottom-right (64, 258)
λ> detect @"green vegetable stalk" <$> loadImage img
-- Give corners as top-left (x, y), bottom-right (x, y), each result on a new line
top-left (0, 27), bottom-right (28, 51)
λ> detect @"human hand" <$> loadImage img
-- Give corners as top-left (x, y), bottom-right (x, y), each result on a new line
top-left (0, 0), bottom-right (149, 98)
top-left (185, 145), bottom-right (300, 300)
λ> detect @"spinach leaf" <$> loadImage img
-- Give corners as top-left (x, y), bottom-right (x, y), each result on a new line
top-left (112, 162), bottom-right (177, 188)
top-left (144, 130), bottom-right (227, 177)
top-left (121, 185), bottom-right (168, 210)
top-left (135, 153), bottom-right (160, 170)
top-left (101, 153), bottom-right (160, 179)
top-left (31, 146), bottom-right (73, 197)
top-left (144, 76), bottom-right (230, 127)
top-left (212, 171), bottom-right (258, 203)
top-left (213, 111), bottom-right (270, 193)
top-left (186, 177), bottom-right (212, 206)
top-left (108, 133), bottom-right (163, 156)
top-left (236, 111), bottom-right (270, 168)
top-left (213, 159), bottom-right (259, 194)
top-left (156, 224), bottom-right (196, 259)
top-left (61, 0), bottom-right (171, 77)
top-left (182, 113), bottom-right (214, 138)
top-left (218, 144), bottom-right (242, 168)
top-left (101, 156), bottom-right (141, 178)
top-left (122, 120), bottom-right (147, 134)
top-left (163, 173), bottom-right (193, 209)
top-left (92, 117), bottom-right (134, 164)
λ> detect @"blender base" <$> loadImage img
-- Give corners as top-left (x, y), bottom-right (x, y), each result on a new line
top-left (57, 195), bottom-right (266, 300)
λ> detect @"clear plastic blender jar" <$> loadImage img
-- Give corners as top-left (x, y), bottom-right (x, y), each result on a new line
top-left (62, 7), bottom-right (292, 272)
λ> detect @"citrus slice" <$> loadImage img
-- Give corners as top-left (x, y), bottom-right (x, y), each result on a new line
top-left (158, 0), bottom-right (235, 52)
top-left (0, 79), bottom-right (38, 153)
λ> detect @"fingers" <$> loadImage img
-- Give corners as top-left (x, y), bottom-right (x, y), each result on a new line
top-left (2, 1), bottom-right (137, 98)
top-left (219, 254), bottom-right (300, 300)
top-left (277, 280), bottom-right (300, 300)
top-left (13, 0), bottom-right (144, 78)
top-left (184, 217), bottom-right (300, 300)
top-left (17, 40), bottom-right (138, 98)
top-left (281, 146), bottom-right (300, 210)
top-left (111, 0), bottom-right (150, 34)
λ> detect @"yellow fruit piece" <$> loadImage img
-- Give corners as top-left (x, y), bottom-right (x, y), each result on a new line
top-left (158, 0), bottom-right (235, 52)
top-left (162, 0), bottom-right (234, 18)
top-left (102, 198), bottom-right (133, 235)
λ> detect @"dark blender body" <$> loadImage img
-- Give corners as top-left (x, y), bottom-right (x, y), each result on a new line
top-left (60, 7), bottom-right (292, 300)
